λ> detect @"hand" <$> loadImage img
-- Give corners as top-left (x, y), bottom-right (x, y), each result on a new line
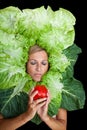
top-left (37, 90), bottom-right (51, 121)
top-left (26, 88), bottom-right (47, 120)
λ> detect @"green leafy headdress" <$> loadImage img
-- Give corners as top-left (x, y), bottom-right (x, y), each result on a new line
top-left (0, 6), bottom-right (86, 124)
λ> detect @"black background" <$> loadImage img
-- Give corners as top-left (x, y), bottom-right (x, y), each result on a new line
top-left (0, 0), bottom-right (87, 130)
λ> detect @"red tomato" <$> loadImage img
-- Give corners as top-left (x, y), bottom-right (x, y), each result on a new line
top-left (33, 85), bottom-right (48, 100)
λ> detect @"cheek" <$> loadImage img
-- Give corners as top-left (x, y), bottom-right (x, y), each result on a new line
top-left (27, 65), bottom-right (34, 75)
top-left (42, 66), bottom-right (48, 74)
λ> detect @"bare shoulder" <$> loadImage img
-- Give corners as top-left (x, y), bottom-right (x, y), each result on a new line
top-left (52, 108), bottom-right (67, 119)
top-left (58, 108), bottom-right (67, 113)
top-left (0, 113), bottom-right (4, 119)
top-left (56, 108), bottom-right (67, 120)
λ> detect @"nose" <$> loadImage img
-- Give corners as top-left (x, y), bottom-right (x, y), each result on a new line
top-left (36, 63), bottom-right (41, 71)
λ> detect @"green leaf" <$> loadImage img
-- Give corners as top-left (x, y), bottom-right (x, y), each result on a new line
top-left (61, 78), bottom-right (86, 110)
top-left (0, 6), bottom-right (21, 33)
top-left (0, 88), bottom-right (28, 118)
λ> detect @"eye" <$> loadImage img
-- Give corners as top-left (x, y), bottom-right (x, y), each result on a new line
top-left (29, 60), bottom-right (37, 65)
top-left (41, 61), bottom-right (48, 65)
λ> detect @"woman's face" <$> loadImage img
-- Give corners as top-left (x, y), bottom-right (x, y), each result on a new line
top-left (27, 50), bottom-right (48, 82)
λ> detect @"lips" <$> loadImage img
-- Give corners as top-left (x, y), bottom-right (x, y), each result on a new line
top-left (35, 73), bottom-right (42, 77)
top-left (33, 73), bottom-right (42, 81)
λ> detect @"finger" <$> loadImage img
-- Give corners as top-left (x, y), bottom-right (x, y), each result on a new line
top-left (35, 97), bottom-right (47, 105)
top-left (36, 100), bottom-right (47, 108)
top-left (29, 87), bottom-right (34, 95)
top-left (30, 102), bottom-right (36, 108)
top-left (29, 90), bottom-right (38, 104)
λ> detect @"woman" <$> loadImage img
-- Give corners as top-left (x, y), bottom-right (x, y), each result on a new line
top-left (0, 45), bottom-right (67, 130)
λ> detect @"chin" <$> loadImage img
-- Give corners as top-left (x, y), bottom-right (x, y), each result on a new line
top-left (34, 78), bottom-right (41, 82)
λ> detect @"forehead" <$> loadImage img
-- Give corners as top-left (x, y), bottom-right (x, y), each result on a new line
top-left (29, 51), bottom-right (48, 60)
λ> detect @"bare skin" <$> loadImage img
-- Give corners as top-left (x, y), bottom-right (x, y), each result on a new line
top-left (0, 49), bottom-right (67, 130)
top-left (27, 50), bottom-right (49, 82)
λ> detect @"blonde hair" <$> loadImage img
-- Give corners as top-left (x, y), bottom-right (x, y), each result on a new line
top-left (29, 45), bottom-right (45, 55)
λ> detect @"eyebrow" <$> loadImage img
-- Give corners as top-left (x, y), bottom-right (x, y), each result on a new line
top-left (29, 59), bottom-right (48, 61)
